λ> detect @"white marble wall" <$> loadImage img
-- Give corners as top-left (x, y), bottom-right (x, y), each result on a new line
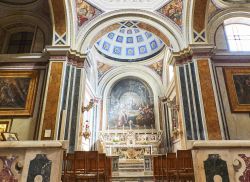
top-left (216, 67), bottom-right (250, 139)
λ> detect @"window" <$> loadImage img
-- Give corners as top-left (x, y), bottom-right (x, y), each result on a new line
top-left (7, 32), bottom-right (34, 54)
top-left (225, 24), bottom-right (250, 51)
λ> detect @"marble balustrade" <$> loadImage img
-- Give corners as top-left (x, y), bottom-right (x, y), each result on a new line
top-left (192, 140), bottom-right (250, 182)
top-left (0, 140), bottom-right (68, 182)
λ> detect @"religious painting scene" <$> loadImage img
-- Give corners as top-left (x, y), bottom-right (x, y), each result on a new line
top-left (76, 0), bottom-right (102, 27)
top-left (0, 77), bottom-right (31, 109)
top-left (1, 0), bottom-right (250, 181)
top-left (108, 78), bottom-right (155, 129)
top-left (158, 0), bottom-right (183, 27)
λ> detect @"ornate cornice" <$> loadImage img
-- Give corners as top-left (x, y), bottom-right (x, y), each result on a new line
top-left (45, 46), bottom-right (87, 68)
top-left (169, 44), bottom-right (215, 65)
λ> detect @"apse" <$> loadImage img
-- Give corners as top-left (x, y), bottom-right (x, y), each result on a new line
top-left (107, 78), bottom-right (155, 129)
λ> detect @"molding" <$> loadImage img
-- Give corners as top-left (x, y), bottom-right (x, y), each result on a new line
top-left (45, 46), bottom-right (87, 68)
top-left (212, 51), bottom-right (250, 60)
top-left (75, 9), bottom-right (184, 53)
top-left (170, 44), bottom-right (216, 65)
top-left (0, 53), bottom-right (48, 63)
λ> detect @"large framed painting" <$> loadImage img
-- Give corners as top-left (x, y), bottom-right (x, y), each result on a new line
top-left (108, 78), bottom-right (155, 129)
top-left (0, 70), bottom-right (39, 116)
top-left (224, 67), bottom-right (250, 112)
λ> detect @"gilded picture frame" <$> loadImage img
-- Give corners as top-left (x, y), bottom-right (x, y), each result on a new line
top-left (0, 70), bottom-right (39, 116)
top-left (0, 119), bottom-right (12, 141)
top-left (224, 67), bottom-right (250, 112)
top-left (1, 132), bottom-right (19, 141)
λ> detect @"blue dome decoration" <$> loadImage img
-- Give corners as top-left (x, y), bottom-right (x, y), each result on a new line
top-left (95, 21), bottom-right (165, 62)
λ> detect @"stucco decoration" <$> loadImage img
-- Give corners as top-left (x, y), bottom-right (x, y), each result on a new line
top-left (157, 0), bottom-right (183, 28)
top-left (148, 59), bottom-right (163, 78)
top-left (76, 0), bottom-right (102, 27)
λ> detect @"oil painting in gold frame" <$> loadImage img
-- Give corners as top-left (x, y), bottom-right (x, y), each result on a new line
top-left (224, 67), bottom-right (250, 112)
top-left (0, 70), bottom-right (39, 116)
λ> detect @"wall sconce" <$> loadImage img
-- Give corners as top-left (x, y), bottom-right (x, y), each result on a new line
top-left (82, 98), bottom-right (99, 112)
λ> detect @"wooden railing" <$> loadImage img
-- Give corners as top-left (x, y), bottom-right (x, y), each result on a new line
top-left (62, 151), bottom-right (112, 182)
top-left (153, 150), bottom-right (195, 182)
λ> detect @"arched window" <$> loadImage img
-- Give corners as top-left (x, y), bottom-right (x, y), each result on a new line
top-left (7, 32), bottom-right (34, 54)
top-left (225, 24), bottom-right (250, 51)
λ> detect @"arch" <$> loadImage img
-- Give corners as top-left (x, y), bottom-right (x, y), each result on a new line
top-left (191, 0), bottom-right (250, 44)
top-left (191, 0), bottom-right (208, 43)
top-left (49, 0), bottom-right (68, 45)
top-left (0, 14), bottom-right (51, 37)
top-left (98, 65), bottom-right (164, 130)
top-left (75, 9), bottom-right (184, 53)
top-left (207, 9), bottom-right (250, 45)
top-left (0, 14), bottom-right (52, 52)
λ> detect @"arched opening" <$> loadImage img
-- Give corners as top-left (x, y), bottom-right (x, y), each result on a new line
top-left (224, 22), bottom-right (250, 51)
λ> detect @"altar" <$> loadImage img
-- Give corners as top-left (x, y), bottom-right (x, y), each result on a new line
top-left (99, 129), bottom-right (162, 159)
top-left (106, 144), bottom-right (152, 159)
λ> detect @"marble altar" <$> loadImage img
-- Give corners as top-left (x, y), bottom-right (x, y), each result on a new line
top-left (0, 140), bottom-right (68, 182)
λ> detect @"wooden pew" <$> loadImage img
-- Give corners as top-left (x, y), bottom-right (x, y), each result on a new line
top-left (166, 152), bottom-right (178, 182)
top-left (177, 150), bottom-right (195, 182)
top-left (106, 156), bottom-right (112, 182)
top-left (62, 152), bottom-right (75, 182)
top-left (153, 155), bottom-right (163, 181)
top-left (98, 153), bottom-right (107, 181)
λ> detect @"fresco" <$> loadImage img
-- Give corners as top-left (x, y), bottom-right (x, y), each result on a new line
top-left (158, 0), bottom-right (183, 27)
top-left (76, 0), bottom-right (102, 27)
top-left (108, 78), bottom-right (155, 129)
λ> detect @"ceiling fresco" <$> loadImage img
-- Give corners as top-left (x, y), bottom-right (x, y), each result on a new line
top-left (76, 0), bottom-right (102, 27)
top-left (157, 0), bottom-right (183, 28)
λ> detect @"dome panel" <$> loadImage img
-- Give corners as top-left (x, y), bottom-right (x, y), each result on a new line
top-left (95, 23), bottom-right (165, 62)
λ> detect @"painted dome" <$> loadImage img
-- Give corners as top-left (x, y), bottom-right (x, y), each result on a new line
top-left (94, 22), bottom-right (165, 62)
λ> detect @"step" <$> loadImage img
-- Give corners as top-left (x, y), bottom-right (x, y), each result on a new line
top-left (112, 171), bottom-right (153, 182)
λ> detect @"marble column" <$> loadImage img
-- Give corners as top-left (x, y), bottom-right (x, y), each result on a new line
top-left (173, 45), bottom-right (223, 144)
top-left (40, 46), bottom-right (70, 140)
top-left (40, 47), bottom-right (87, 151)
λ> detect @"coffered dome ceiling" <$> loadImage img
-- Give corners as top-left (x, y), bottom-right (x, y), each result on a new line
top-left (94, 21), bottom-right (165, 62)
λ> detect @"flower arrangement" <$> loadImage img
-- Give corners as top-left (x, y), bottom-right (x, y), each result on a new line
top-left (82, 120), bottom-right (91, 139)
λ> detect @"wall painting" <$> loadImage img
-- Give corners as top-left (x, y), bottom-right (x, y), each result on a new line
top-left (108, 78), bottom-right (155, 129)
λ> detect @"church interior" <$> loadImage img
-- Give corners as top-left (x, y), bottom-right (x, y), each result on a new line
top-left (0, 0), bottom-right (250, 181)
